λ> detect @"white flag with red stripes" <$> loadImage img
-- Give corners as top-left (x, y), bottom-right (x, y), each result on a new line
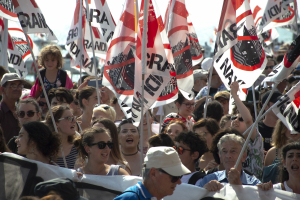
top-left (213, 0), bottom-right (267, 90)
top-left (165, 0), bottom-right (194, 100)
top-left (11, 0), bottom-right (57, 41)
top-left (0, 0), bottom-right (18, 21)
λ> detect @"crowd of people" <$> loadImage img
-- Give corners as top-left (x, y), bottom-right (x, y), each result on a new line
top-left (0, 42), bottom-right (299, 200)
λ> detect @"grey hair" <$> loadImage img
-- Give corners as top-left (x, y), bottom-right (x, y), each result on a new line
top-left (217, 133), bottom-right (245, 154)
top-left (142, 167), bottom-right (151, 180)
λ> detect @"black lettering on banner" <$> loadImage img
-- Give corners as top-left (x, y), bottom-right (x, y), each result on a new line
top-left (219, 58), bottom-right (246, 86)
top-left (148, 53), bottom-right (163, 70)
top-left (277, 95), bottom-right (291, 114)
top-left (37, 13), bottom-right (48, 28)
top-left (8, 54), bottom-right (22, 66)
top-left (161, 60), bottom-right (170, 72)
top-left (90, 9), bottom-right (101, 23)
top-left (221, 29), bottom-right (234, 46)
top-left (145, 74), bottom-right (163, 93)
top-left (69, 42), bottom-right (80, 58)
top-left (17, 12), bottom-right (30, 28)
top-left (31, 13), bottom-right (41, 28)
top-left (132, 95), bottom-right (149, 116)
top-left (84, 40), bottom-right (107, 51)
top-left (106, 31), bottom-right (114, 42)
top-left (229, 23), bottom-right (237, 38)
top-left (268, 4), bottom-right (281, 19)
top-left (67, 28), bottom-right (78, 41)
top-left (100, 12), bottom-right (109, 25)
top-left (216, 53), bottom-right (224, 63)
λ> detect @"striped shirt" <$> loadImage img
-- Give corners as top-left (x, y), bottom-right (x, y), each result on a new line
top-left (56, 146), bottom-right (78, 169)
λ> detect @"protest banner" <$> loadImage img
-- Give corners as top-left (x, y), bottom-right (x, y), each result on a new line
top-left (0, 0), bottom-right (17, 21)
top-left (1, 153), bottom-right (299, 200)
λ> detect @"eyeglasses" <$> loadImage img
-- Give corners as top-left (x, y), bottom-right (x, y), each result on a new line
top-left (90, 141), bottom-right (114, 149)
top-left (182, 103), bottom-right (196, 108)
top-left (231, 116), bottom-right (244, 122)
top-left (265, 66), bottom-right (274, 70)
top-left (7, 84), bottom-right (24, 90)
top-left (173, 145), bottom-right (192, 155)
top-left (158, 168), bottom-right (182, 183)
top-left (38, 101), bottom-right (48, 107)
top-left (58, 116), bottom-right (76, 122)
top-left (18, 110), bottom-right (37, 118)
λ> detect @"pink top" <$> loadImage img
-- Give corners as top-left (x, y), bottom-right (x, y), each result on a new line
top-left (27, 71), bottom-right (73, 98)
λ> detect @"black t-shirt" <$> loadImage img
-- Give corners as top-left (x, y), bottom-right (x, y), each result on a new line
top-left (258, 121), bottom-right (274, 151)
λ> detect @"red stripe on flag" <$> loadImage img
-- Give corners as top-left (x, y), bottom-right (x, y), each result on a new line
top-left (157, 87), bottom-right (178, 101)
top-left (230, 48), bottom-right (266, 71)
top-left (293, 97), bottom-right (300, 108)
top-left (163, 44), bottom-right (171, 49)
top-left (295, 90), bottom-right (300, 99)
top-left (109, 37), bottom-right (135, 48)
top-left (120, 11), bottom-right (135, 31)
top-left (22, 51), bottom-right (31, 60)
top-left (192, 53), bottom-right (203, 60)
top-left (8, 34), bottom-right (14, 50)
top-left (101, 0), bottom-right (105, 6)
top-left (11, 0), bottom-right (19, 8)
top-left (157, 16), bottom-right (165, 33)
top-left (173, 45), bottom-right (190, 57)
top-left (30, 0), bottom-right (39, 8)
top-left (173, 1), bottom-right (187, 18)
top-left (88, 0), bottom-right (91, 3)
top-left (14, 41), bottom-right (27, 45)
top-left (176, 69), bottom-right (193, 79)
top-left (187, 22), bottom-right (192, 26)
top-left (273, 7), bottom-right (294, 23)
top-left (283, 54), bottom-right (296, 68)
top-left (236, 10), bottom-right (252, 24)
top-left (237, 36), bottom-right (258, 40)
top-left (168, 25), bottom-right (188, 38)
top-left (189, 36), bottom-right (199, 42)
top-left (252, 5), bottom-right (261, 20)
top-left (104, 58), bottom-right (135, 70)
top-left (0, 5), bottom-right (18, 17)
top-left (92, 27), bottom-right (100, 39)
top-left (242, 88), bottom-right (248, 95)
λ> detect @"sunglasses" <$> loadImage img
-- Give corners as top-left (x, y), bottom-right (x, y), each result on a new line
top-left (18, 110), bottom-right (37, 118)
top-left (265, 66), bottom-right (274, 70)
top-left (231, 116), bottom-right (244, 122)
top-left (58, 116), bottom-right (76, 122)
top-left (173, 145), bottom-right (192, 155)
top-left (38, 101), bottom-right (48, 107)
top-left (158, 168), bottom-right (182, 183)
top-left (90, 141), bottom-right (114, 149)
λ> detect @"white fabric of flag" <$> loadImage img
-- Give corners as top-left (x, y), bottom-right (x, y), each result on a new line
top-left (272, 81), bottom-right (300, 134)
top-left (132, 0), bottom-right (171, 126)
top-left (0, 0), bottom-right (18, 21)
top-left (259, 28), bottom-right (279, 46)
top-left (264, 35), bottom-right (300, 83)
top-left (11, 0), bottom-right (57, 41)
top-left (102, 0), bottom-right (136, 118)
top-left (213, 0), bottom-right (267, 90)
top-left (1, 153), bottom-right (300, 200)
top-left (165, 0), bottom-right (194, 100)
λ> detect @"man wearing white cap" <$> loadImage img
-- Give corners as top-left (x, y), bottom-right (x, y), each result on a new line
top-left (0, 73), bottom-right (27, 142)
top-left (114, 147), bottom-right (190, 200)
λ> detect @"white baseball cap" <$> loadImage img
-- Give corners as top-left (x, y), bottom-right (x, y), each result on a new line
top-left (1, 73), bottom-right (26, 87)
top-left (201, 57), bottom-right (213, 71)
top-left (144, 147), bottom-right (191, 176)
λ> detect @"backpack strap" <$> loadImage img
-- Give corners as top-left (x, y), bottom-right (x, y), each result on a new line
top-left (59, 69), bottom-right (67, 87)
top-left (120, 191), bottom-right (141, 200)
top-left (39, 69), bottom-right (46, 85)
top-left (188, 170), bottom-right (206, 185)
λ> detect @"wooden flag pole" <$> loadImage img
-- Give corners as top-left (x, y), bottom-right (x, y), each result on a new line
top-left (79, 0), bottom-right (83, 85)
top-left (85, 0), bottom-right (101, 105)
top-left (140, 0), bottom-right (149, 176)
top-left (234, 83), bottom-right (279, 168)
top-left (23, 34), bottom-right (68, 168)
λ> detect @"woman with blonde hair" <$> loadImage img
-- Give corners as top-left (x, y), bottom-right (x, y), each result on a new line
top-left (92, 104), bottom-right (116, 122)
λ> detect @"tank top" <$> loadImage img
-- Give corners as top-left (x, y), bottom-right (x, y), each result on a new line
top-left (76, 164), bottom-right (120, 175)
top-left (56, 146), bottom-right (78, 169)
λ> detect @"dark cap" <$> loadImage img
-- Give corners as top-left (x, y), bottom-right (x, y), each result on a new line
top-left (262, 90), bottom-right (282, 105)
top-left (34, 178), bottom-right (87, 200)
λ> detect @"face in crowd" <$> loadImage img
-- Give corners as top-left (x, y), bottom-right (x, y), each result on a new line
top-left (18, 103), bottom-right (41, 126)
top-left (166, 122), bottom-right (184, 140)
top-left (176, 98), bottom-right (195, 118)
top-left (119, 123), bottom-right (139, 150)
top-left (56, 109), bottom-right (76, 136)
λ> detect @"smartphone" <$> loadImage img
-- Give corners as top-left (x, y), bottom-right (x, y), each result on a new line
top-left (88, 79), bottom-right (103, 88)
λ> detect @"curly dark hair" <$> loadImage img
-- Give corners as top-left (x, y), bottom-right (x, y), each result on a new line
top-left (117, 118), bottom-right (139, 134)
top-left (206, 100), bottom-right (224, 122)
top-left (74, 127), bottom-right (110, 160)
top-left (193, 118), bottom-right (220, 137)
top-left (174, 91), bottom-right (185, 105)
top-left (175, 131), bottom-right (208, 163)
top-left (23, 121), bottom-right (60, 159)
top-left (210, 127), bottom-right (243, 164)
top-left (162, 119), bottom-right (188, 135)
top-left (48, 87), bottom-right (74, 105)
top-left (148, 134), bottom-right (174, 147)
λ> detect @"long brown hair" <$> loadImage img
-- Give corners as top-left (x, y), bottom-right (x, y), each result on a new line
top-left (272, 120), bottom-right (289, 149)
top-left (0, 127), bottom-right (10, 152)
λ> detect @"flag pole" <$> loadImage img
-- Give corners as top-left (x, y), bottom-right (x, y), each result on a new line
top-left (1, 18), bottom-right (8, 68)
top-left (23, 34), bottom-right (68, 168)
top-left (79, 0), bottom-right (83, 85)
top-left (159, 108), bottom-right (163, 133)
top-left (252, 85), bottom-right (257, 119)
top-left (85, 0), bottom-right (101, 105)
top-left (234, 83), bottom-right (279, 168)
top-left (203, 61), bottom-right (213, 118)
top-left (146, 110), bottom-right (151, 139)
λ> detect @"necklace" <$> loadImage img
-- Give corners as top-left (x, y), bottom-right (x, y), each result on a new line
top-left (122, 150), bottom-right (139, 156)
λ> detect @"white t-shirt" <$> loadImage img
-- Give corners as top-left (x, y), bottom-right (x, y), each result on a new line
top-left (273, 181), bottom-right (293, 193)
top-left (181, 172), bottom-right (203, 185)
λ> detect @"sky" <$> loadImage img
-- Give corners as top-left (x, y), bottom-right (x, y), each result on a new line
top-left (36, 0), bottom-right (298, 48)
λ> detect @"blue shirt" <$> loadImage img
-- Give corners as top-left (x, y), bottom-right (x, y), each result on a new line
top-left (113, 182), bottom-right (157, 200)
top-left (195, 84), bottom-right (227, 100)
top-left (196, 170), bottom-right (261, 187)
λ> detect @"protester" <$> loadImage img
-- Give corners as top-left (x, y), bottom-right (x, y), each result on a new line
top-left (92, 118), bottom-right (131, 174)
top-left (193, 118), bottom-right (220, 171)
top-left (192, 69), bottom-right (208, 97)
top-left (118, 119), bottom-right (143, 176)
top-left (139, 111), bottom-right (156, 154)
top-left (163, 92), bottom-right (195, 130)
top-left (148, 134), bottom-right (174, 148)
top-left (74, 127), bottom-right (129, 175)
top-left (15, 121), bottom-right (60, 165)
top-left (29, 45), bottom-right (73, 99)
top-left (206, 100), bottom-right (224, 122)
top-left (113, 147), bottom-right (190, 200)
top-left (174, 131), bottom-right (208, 185)
top-left (258, 91), bottom-right (282, 152)
top-left (197, 134), bottom-right (261, 190)
top-left (214, 91), bottom-right (230, 115)
top-left (219, 114), bottom-right (232, 129)
top-left (257, 142), bottom-right (300, 194)
top-left (230, 81), bottom-right (264, 180)
top-left (262, 57), bottom-right (277, 76)
top-left (76, 86), bottom-right (98, 131)
top-left (48, 87), bottom-right (74, 108)
top-left (110, 97), bottom-right (125, 122)
top-left (0, 73), bottom-right (27, 143)
top-left (163, 119), bottom-right (188, 140)
top-left (100, 86), bottom-right (114, 105)
top-left (45, 105), bottom-right (78, 169)
top-left (92, 104), bottom-right (116, 122)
